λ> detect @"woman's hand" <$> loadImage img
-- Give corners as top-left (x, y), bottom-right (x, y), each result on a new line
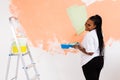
top-left (73, 42), bottom-right (81, 49)
top-left (73, 45), bottom-right (79, 49)
top-left (73, 42), bottom-right (93, 55)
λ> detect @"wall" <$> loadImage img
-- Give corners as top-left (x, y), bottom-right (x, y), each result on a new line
top-left (0, 0), bottom-right (120, 80)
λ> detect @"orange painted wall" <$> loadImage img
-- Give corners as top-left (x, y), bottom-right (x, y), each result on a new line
top-left (10, 0), bottom-right (120, 48)
top-left (86, 0), bottom-right (120, 42)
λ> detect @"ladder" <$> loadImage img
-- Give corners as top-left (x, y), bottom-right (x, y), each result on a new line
top-left (5, 16), bottom-right (40, 80)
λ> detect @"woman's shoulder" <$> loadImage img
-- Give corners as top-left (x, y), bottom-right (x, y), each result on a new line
top-left (88, 29), bottom-right (96, 35)
top-left (85, 29), bottom-right (96, 38)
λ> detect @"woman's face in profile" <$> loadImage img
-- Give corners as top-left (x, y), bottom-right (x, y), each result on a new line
top-left (85, 19), bottom-right (96, 31)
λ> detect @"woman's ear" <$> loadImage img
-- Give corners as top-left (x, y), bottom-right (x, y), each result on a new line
top-left (94, 25), bottom-right (96, 29)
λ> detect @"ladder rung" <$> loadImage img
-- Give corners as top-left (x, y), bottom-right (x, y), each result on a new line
top-left (23, 63), bottom-right (35, 69)
top-left (10, 76), bottom-right (16, 80)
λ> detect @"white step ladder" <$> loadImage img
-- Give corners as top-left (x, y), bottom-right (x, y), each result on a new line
top-left (5, 16), bottom-right (40, 80)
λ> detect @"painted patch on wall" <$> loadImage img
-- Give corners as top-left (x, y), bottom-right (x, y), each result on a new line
top-left (9, 0), bottom-right (120, 54)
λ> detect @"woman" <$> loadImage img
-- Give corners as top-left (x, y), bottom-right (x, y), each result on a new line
top-left (73, 14), bottom-right (104, 80)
